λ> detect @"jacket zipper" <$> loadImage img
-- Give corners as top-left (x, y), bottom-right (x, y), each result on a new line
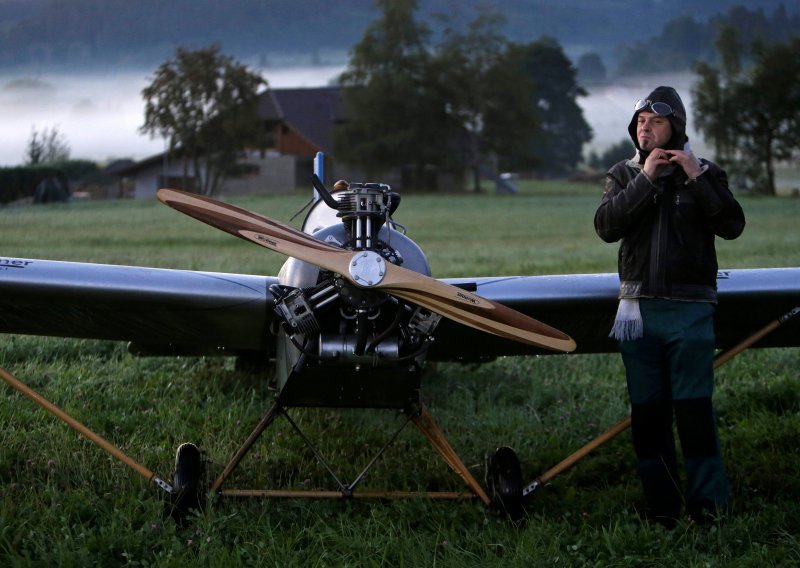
top-left (651, 185), bottom-right (669, 294)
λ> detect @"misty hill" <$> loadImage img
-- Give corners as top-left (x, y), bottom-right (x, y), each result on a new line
top-left (0, 0), bottom-right (796, 73)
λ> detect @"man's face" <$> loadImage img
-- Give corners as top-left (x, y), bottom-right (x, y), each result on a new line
top-left (636, 111), bottom-right (672, 151)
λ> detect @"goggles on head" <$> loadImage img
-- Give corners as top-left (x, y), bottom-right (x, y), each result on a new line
top-left (634, 99), bottom-right (674, 116)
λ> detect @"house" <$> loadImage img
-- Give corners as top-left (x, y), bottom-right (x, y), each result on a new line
top-left (117, 86), bottom-right (365, 199)
top-left (224, 85), bottom-right (376, 195)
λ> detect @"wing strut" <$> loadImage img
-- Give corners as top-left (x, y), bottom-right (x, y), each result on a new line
top-left (0, 367), bottom-right (174, 495)
top-left (520, 306), bottom-right (800, 497)
top-left (412, 404), bottom-right (491, 505)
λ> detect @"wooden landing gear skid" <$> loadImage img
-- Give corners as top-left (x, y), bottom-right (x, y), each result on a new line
top-left (189, 400), bottom-right (492, 511)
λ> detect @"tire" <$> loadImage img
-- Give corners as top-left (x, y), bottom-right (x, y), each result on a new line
top-left (169, 442), bottom-right (204, 524)
top-left (487, 446), bottom-right (524, 522)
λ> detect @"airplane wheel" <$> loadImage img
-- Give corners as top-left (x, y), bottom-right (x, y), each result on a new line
top-left (168, 442), bottom-right (205, 525)
top-left (487, 446), bottom-right (524, 522)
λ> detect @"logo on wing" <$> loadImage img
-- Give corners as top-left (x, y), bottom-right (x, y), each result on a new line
top-left (0, 258), bottom-right (32, 270)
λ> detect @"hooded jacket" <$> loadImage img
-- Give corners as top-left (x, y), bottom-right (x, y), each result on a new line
top-left (594, 86), bottom-right (745, 303)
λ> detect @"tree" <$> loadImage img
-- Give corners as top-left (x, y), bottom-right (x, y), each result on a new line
top-left (587, 139), bottom-right (634, 171)
top-left (504, 37), bottom-right (592, 177)
top-left (693, 32), bottom-right (800, 195)
top-left (576, 52), bottom-right (606, 86)
top-left (335, 1), bottom-right (593, 189)
top-left (433, 5), bottom-right (539, 191)
top-left (692, 27), bottom-right (740, 173)
top-left (140, 45), bottom-right (266, 196)
top-left (25, 126), bottom-right (70, 165)
top-left (333, 0), bottom-right (457, 188)
top-left (616, 15), bottom-right (708, 76)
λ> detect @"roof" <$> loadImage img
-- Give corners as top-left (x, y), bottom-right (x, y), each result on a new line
top-left (112, 152), bottom-right (173, 176)
top-left (259, 86), bottom-right (345, 154)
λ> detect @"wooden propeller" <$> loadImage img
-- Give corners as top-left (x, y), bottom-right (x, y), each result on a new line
top-left (157, 188), bottom-right (576, 353)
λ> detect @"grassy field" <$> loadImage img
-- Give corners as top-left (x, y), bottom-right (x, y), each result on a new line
top-left (1, 182), bottom-right (799, 566)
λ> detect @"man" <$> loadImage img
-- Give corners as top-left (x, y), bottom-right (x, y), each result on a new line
top-left (594, 86), bottom-right (745, 527)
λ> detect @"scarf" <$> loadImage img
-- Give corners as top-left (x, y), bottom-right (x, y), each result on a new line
top-left (609, 298), bottom-right (643, 342)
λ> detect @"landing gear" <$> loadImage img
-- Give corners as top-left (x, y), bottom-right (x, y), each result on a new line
top-left (487, 446), bottom-right (524, 522)
top-left (168, 442), bottom-right (204, 525)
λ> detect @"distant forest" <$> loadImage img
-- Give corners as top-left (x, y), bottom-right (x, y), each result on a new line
top-left (0, 0), bottom-right (798, 77)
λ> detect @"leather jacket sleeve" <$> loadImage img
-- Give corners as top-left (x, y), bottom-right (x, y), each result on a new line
top-left (687, 161), bottom-right (745, 240)
top-left (594, 164), bottom-right (658, 243)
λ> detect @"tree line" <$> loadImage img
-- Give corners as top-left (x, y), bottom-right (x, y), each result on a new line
top-left (2, 0), bottom-right (795, 78)
top-left (9, 1), bottom-right (798, 200)
top-left (613, 3), bottom-right (799, 79)
top-left (0, 126), bottom-right (98, 205)
top-left (139, 1), bottom-right (591, 195)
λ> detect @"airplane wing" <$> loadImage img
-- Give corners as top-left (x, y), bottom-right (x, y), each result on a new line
top-left (432, 268), bottom-right (800, 360)
top-left (0, 258), bottom-right (278, 356)
top-left (1, 257), bottom-right (798, 360)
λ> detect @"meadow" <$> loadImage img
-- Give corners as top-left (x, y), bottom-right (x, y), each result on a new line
top-left (1, 181), bottom-right (799, 566)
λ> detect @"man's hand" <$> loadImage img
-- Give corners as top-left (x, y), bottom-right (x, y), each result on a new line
top-left (642, 149), bottom-right (673, 180)
top-left (666, 149), bottom-right (704, 180)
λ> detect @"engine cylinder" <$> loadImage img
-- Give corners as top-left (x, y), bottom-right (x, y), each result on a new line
top-left (318, 333), bottom-right (400, 366)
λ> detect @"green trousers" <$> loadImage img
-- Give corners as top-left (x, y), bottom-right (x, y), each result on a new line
top-left (619, 298), bottom-right (730, 521)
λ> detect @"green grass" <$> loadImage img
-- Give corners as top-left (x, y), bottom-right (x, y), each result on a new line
top-left (1, 183), bottom-right (799, 566)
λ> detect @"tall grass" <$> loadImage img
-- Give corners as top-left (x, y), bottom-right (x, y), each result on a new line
top-left (1, 183), bottom-right (799, 566)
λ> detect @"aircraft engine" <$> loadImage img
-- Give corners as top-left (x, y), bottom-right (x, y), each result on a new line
top-left (270, 181), bottom-right (441, 405)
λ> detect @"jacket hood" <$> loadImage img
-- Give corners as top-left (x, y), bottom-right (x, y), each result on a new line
top-left (628, 85), bottom-right (687, 155)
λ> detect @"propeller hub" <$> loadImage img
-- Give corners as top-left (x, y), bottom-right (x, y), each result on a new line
top-left (348, 251), bottom-right (386, 288)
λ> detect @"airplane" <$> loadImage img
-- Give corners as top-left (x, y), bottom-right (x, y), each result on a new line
top-left (2, 162), bottom-right (799, 522)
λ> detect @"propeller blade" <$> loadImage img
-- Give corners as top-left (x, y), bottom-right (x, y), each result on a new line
top-left (157, 188), bottom-right (355, 274)
top-left (157, 188), bottom-right (576, 352)
top-left (389, 287), bottom-right (575, 352)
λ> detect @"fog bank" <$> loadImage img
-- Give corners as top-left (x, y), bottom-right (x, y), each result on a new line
top-left (0, 68), bottom-right (708, 168)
